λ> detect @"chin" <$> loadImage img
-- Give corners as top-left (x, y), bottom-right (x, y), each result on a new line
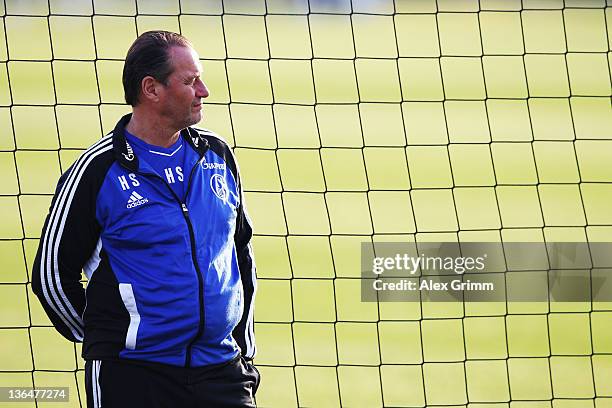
top-left (180, 114), bottom-right (201, 129)
top-left (191, 112), bottom-right (203, 126)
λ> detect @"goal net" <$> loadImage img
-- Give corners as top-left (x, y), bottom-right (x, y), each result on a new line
top-left (1, 0), bottom-right (611, 406)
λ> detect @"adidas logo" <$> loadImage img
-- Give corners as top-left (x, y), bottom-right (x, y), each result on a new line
top-left (126, 191), bottom-right (149, 209)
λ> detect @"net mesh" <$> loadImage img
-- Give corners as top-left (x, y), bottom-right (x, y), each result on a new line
top-left (1, 0), bottom-right (611, 406)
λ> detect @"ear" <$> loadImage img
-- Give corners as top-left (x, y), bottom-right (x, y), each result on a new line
top-left (140, 76), bottom-right (163, 103)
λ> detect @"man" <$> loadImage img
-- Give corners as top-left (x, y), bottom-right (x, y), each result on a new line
top-left (32, 31), bottom-right (258, 407)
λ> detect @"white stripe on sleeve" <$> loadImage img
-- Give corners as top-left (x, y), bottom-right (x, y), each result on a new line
top-left (39, 136), bottom-right (113, 341)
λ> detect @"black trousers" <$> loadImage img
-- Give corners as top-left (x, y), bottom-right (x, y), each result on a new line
top-left (84, 355), bottom-right (260, 408)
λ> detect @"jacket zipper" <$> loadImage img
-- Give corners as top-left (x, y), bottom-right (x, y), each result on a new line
top-left (134, 158), bottom-right (204, 368)
top-left (181, 161), bottom-right (205, 368)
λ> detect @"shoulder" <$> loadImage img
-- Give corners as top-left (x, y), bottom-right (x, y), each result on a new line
top-left (75, 133), bottom-right (115, 171)
top-left (191, 126), bottom-right (233, 152)
top-left (59, 133), bottom-right (116, 188)
top-left (189, 126), bottom-right (242, 181)
top-left (191, 126), bottom-right (236, 162)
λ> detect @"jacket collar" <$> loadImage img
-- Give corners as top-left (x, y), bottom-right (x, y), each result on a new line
top-left (112, 113), bottom-right (209, 172)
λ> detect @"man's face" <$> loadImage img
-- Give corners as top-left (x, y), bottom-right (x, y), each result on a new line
top-left (157, 45), bottom-right (209, 129)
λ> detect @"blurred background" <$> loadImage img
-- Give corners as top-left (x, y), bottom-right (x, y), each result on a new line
top-left (1, 0), bottom-right (611, 406)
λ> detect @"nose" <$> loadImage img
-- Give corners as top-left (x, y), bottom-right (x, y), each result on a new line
top-left (195, 78), bottom-right (209, 99)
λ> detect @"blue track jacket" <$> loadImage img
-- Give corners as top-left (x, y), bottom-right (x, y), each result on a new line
top-left (32, 114), bottom-right (257, 367)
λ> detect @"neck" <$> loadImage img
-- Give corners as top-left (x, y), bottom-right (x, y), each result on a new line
top-left (125, 109), bottom-right (181, 148)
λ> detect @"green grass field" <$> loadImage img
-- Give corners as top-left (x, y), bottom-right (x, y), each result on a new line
top-left (1, 0), bottom-right (612, 407)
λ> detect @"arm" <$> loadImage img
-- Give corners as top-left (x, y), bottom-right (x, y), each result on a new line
top-left (197, 128), bottom-right (258, 358)
top-left (31, 158), bottom-right (102, 343)
top-left (232, 183), bottom-right (257, 360)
